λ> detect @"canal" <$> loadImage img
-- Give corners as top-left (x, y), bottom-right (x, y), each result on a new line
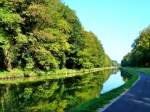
top-left (0, 69), bottom-right (129, 112)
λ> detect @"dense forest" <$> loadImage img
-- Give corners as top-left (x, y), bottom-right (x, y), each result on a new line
top-left (121, 26), bottom-right (150, 67)
top-left (0, 0), bottom-right (114, 72)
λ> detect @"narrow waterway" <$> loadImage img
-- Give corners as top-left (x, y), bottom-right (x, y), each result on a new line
top-left (101, 71), bottom-right (125, 94)
top-left (0, 69), bottom-right (129, 112)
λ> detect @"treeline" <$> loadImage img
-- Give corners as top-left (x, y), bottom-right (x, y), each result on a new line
top-left (122, 26), bottom-right (150, 67)
top-left (0, 0), bottom-right (113, 71)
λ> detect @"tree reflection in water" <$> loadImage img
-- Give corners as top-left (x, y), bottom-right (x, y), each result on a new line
top-left (0, 69), bottom-right (120, 112)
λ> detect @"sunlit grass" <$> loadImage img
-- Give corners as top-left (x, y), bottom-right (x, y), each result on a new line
top-left (134, 68), bottom-right (150, 75)
top-left (0, 69), bottom-right (24, 78)
top-left (0, 67), bottom-right (117, 84)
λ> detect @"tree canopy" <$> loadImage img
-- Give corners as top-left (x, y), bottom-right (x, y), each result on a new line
top-left (121, 26), bottom-right (150, 67)
top-left (0, 0), bottom-right (113, 71)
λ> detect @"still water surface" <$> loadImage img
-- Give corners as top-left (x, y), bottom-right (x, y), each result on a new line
top-left (101, 71), bottom-right (125, 94)
top-left (0, 69), bottom-right (129, 112)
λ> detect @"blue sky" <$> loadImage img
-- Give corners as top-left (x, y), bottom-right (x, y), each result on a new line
top-left (63, 0), bottom-right (150, 62)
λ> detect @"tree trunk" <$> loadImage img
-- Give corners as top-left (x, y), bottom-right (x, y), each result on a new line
top-left (4, 51), bottom-right (11, 71)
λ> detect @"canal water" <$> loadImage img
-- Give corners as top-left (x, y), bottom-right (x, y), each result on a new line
top-left (101, 71), bottom-right (125, 94)
top-left (0, 69), bottom-right (130, 112)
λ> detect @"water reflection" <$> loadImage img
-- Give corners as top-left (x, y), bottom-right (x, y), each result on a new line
top-left (121, 70), bottom-right (132, 82)
top-left (101, 71), bottom-right (124, 94)
top-left (0, 69), bottom-right (128, 112)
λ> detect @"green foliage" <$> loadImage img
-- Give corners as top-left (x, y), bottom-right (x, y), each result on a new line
top-left (0, 0), bottom-right (112, 72)
top-left (122, 26), bottom-right (150, 67)
top-left (23, 88), bottom-right (33, 100)
top-left (0, 29), bottom-right (8, 46)
top-left (34, 49), bottom-right (59, 70)
top-left (0, 8), bottom-right (21, 26)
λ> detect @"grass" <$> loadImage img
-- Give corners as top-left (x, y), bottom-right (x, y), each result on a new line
top-left (131, 67), bottom-right (150, 75)
top-left (72, 68), bottom-right (139, 112)
top-left (0, 69), bottom-right (24, 78)
top-left (0, 67), bottom-right (117, 84)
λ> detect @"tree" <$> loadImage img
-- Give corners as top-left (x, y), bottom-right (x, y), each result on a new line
top-left (122, 25), bottom-right (150, 67)
top-left (0, 0), bottom-right (112, 71)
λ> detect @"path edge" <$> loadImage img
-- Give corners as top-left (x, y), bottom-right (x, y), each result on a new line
top-left (98, 74), bottom-right (141, 112)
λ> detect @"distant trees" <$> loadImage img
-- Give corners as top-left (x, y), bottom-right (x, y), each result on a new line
top-left (111, 60), bottom-right (120, 67)
top-left (121, 26), bottom-right (150, 67)
top-left (0, 0), bottom-right (113, 71)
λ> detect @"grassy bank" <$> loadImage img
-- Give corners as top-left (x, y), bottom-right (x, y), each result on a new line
top-left (72, 68), bottom-right (139, 112)
top-left (130, 67), bottom-right (150, 76)
top-left (0, 67), bottom-right (117, 80)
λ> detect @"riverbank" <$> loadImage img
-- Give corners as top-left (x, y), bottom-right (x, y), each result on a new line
top-left (0, 67), bottom-right (117, 83)
top-left (72, 68), bottom-right (139, 112)
top-left (130, 67), bottom-right (150, 76)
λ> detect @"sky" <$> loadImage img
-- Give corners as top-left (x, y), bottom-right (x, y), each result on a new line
top-left (63, 0), bottom-right (150, 62)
